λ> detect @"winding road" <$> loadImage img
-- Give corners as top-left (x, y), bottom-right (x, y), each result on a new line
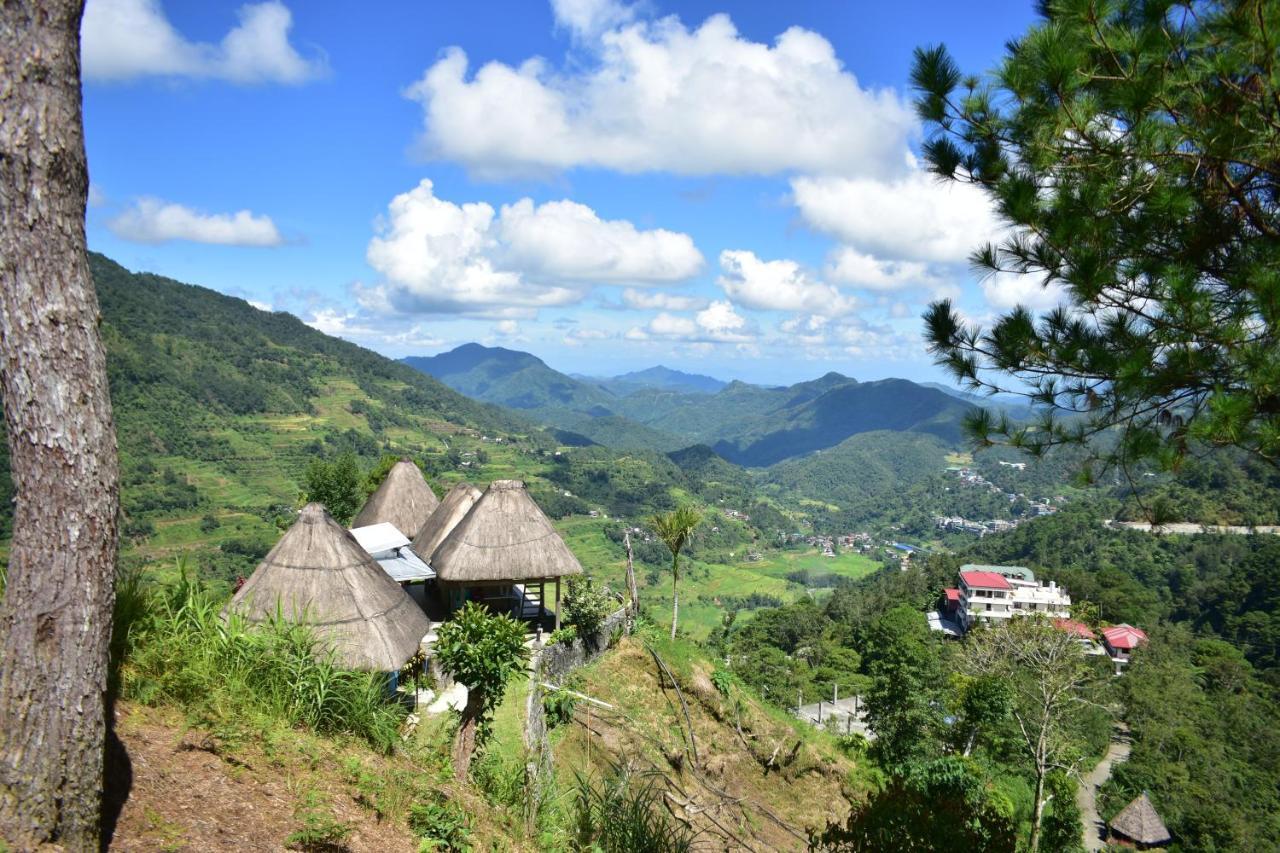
top-left (1077, 727), bottom-right (1132, 851)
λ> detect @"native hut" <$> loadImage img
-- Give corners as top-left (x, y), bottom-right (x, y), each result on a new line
top-left (1108, 792), bottom-right (1172, 849)
top-left (351, 458), bottom-right (440, 536)
top-left (412, 482), bottom-right (482, 560)
top-left (431, 479), bottom-right (583, 628)
top-left (225, 503), bottom-right (431, 671)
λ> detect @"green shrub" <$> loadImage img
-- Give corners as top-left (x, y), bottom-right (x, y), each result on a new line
top-left (547, 626), bottom-right (577, 646)
top-left (543, 687), bottom-right (578, 728)
top-left (562, 576), bottom-right (614, 643)
top-left (408, 796), bottom-right (473, 852)
top-left (287, 794), bottom-right (352, 852)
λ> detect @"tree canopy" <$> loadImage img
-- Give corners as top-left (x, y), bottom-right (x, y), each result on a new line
top-left (914, 0), bottom-right (1280, 472)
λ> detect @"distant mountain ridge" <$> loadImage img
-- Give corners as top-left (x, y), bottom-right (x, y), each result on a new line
top-left (403, 343), bottom-right (976, 466)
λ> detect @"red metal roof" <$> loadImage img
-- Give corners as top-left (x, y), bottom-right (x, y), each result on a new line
top-left (944, 587), bottom-right (961, 602)
top-left (1054, 618), bottom-right (1095, 639)
top-left (960, 571), bottom-right (1011, 590)
top-left (1102, 624), bottom-right (1148, 650)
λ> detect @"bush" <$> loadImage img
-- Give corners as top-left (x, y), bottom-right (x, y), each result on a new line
top-left (572, 762), bottom-right (694, 852)
top-left (543, 687), bottom-right (578, 728)
top-left (548, 626), bottom-right (577, 647)
top-left (562, 576), bottom-right (614, 644)
top-left (121, 568), bottom-right (407, 752)
top-left (408, 796), bottom-right (473, 852)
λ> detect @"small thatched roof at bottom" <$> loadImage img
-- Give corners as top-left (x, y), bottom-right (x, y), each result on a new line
top-left (412, 482), bottom-right (483, 561)
top-left (432, 479), bottom-right (584, 583)
top-left (351, 459), bottom-right (440, 536)
top-left (1110, 792), bottom-right (1172, 847)
top-left (225, 503), bottom-right (431, 671)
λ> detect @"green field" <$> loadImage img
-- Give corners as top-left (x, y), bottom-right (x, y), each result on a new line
top-left (556, 516), bottom-right (882, 639)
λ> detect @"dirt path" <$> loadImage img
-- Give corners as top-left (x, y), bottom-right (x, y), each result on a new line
top-left (1077, 727), bottom-right (1132, 851)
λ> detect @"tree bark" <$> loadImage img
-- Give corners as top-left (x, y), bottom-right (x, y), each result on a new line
top-left (623, 531), bottom-right (638, 627)
top-left (0, 2), bottom-right (121, 849)
top-left (1029, 765), bottom-right (1046, 853)
top-left (670, 557), bottom-right (679, 641)
top-left (452, 689), bottom-right (485, 782)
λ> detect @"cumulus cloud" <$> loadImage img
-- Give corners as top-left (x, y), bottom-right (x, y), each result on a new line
top-left (305, 308), bottom-right (375, 338)
top-left (620, 288), bottom-right (708, 311)
top-left (497, 198), bottom-right (702, 283)
top-left (362, 180), bottom-right (701, 317)
top-left (628, 299), bottom-right (754, 343)
top-left (777, 313), bottom-right (918, 359)
top-left (405, 13), bottom-right (914, 178)
top-left (826, 247), bottom-right (936, 292)
top-left (790, 168), bottom-right (1003, 264)
top-left (564, 327), bottom-right (612, 346)
top-left (718, 250), bottom-right (858, 315)
top-left (82, 0), bottom-right (326, 84)
top-left (108, 198), bottom-right (284, 246)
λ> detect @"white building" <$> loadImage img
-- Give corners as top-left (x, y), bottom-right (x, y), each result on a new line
top-left (956, 564), bottom-right (1071, 631)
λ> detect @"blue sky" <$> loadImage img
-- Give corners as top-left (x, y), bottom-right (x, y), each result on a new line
top-left (81, 0), bottom-right (1047, 385)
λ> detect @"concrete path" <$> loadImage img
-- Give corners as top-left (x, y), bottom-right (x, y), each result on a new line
top-left (1077, 727), bottom-right (1131, 850)
top-left (1106, 519), bottom-right (1280, 535)
top-left (794, 696), bottom-right (875, 740)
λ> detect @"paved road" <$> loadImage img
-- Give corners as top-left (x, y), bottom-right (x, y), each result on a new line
top-left (1077, 728), bottom-right (1131, 850)
top-left (1107, 520), bottom-right (1280, 535)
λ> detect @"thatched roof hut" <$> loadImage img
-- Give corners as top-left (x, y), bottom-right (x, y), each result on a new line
top-left (351, 459), bottom-right (440, 536)
top-left (432, 480), bottom-right (584, 584)
top-left (1109, 792), bottom-right (1172, 849)
top-left (226, 503), bottom-right (431, 671)
top-left (412, 482), bottom-right (482, 560)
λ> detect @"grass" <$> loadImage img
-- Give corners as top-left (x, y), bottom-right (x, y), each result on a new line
top-left (118, 565), bottom-right (407, 753)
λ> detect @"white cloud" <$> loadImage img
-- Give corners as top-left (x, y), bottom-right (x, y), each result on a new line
top-left (108, 198), bottom-right (284, 246)
top-left (492, 320), bottom-right (521, 337)
top-left (980, 272), bottom-right (1067, 312)
top-left (826, 247), bottom-right (936, 292)
top-left (82, 0), bottom-right (326, 84)
top-left (620, 288), bottom-right (708, 311)
top-left (406, 13), bottom-right (914, 178)
top-left (629, 299), bottom-right (755, 343)
top-left (363, 180), bottom-right (700, 317)
top-left (718, 249), bottom-right (858, 315)
top-left (305, 308), bottom-right (375, 338)
top-left (247, 299), bottom-right (273, 312)
top-left (551, 0), bottom-right (637, 39)
top-left (564, 327), bottom-right (612, 346)
top-left (776, 313), bottom-right (918, 359)
top-left (497, 198), bottom-right (702, 283)
top-left (791, 168), bottom-right (1004, 264)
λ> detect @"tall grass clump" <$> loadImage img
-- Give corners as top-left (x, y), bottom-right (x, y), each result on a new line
top-left (572, 761), bottom-right (695, 852)
top-left (119, 566), bottom-right (406, 752)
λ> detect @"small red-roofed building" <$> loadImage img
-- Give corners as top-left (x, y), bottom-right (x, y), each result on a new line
top-left (1055, 618), bottom-right (1095, 640)
top-left (1102, 624), bottom-right (1148, 666)
top-left (942, 587), bottom-right (961, 617)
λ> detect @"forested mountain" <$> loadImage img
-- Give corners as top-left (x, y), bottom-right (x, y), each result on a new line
top-left (591, 365), bottom-right (727, 395)
top-left (406, 346), bottom-right (977, 466)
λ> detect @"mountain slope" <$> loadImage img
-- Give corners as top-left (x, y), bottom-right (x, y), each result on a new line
top-left (594, 365), bottom-right (727, 395)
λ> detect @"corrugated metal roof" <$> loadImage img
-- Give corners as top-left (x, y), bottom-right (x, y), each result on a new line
top-left (350, 522), bottom-right (411, 555)
top-left (350, 523), bottom-right (435, 583)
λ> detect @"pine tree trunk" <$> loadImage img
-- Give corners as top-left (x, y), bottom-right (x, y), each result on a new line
top-left (0, 2), bottom-right (121, 848)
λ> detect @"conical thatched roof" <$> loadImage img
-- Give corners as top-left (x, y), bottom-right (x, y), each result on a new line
top-left (351, 459), bottom-right (440, 535)
top-left (226, 503), bottom-right (431, 671)
top-left (412, 482), bottom-right (483, 560)
top-left (432, 480), bottom-right (584, 583)
top-left (1110, 792), bottom-right (1172, 846)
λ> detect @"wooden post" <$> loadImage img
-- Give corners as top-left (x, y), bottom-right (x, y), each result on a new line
top-left (624, 531), bottom-right (639, 622)
top-left (554, 577), bottom-right (561, 631)
top-left (539, 578), bottom-right (546, 623)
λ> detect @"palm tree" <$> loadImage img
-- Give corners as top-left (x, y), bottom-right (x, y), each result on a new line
top-left (649, 506), bottom-right (703, 640)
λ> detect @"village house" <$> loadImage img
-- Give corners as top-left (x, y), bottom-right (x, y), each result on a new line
top-left (225, 503), bottom-right (431, 673)
top-left (1107, 792), bottom-right (1172, 849)
top-left (1102, 623), bottom-right (1149, 667)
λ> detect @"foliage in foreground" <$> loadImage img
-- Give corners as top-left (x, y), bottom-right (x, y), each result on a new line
top-left (916, 0), bottom-right (1280, 471)
top-left (118, 569), bottom-right (407, 752)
